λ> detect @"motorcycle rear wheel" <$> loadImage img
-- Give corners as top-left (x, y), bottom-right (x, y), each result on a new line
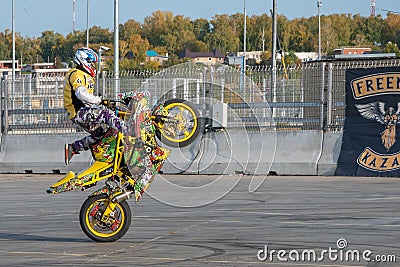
top-left (79, 194), bottom-right (131, 242)
top-left (156, 98), bottom-right (202, 148)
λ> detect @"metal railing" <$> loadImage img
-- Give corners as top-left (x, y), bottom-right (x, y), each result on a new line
top-left (1, 59), bottom-right (399, 135)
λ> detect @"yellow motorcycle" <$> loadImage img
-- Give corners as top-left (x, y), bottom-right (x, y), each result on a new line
top-left (47, 91), bottom-right (201, 242)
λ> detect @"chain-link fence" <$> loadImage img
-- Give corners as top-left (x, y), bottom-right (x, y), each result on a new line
top-left (1, 59), bottom-right (399, 135)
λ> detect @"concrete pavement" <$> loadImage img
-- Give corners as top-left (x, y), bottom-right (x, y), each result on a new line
top-left (0, 174), bottom-right (399, 266)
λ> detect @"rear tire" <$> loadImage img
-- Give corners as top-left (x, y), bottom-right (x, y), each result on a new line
top-left (156, 98), bottom-right (202, 148)
top-left (79, 194), bottom-right (131, 242)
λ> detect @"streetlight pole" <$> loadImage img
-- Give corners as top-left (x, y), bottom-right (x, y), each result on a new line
top-left (86, 0), bottom-right (89, 47)
top-left (9, 0), bottom-right (16, 133)
top-left (114, 0), bottom-right (120, 99)
top-left (243, 0), bottom-right (246, 74)
top-left (97, 46), bottom-right (110, 96)
top-left (12, 0), bottom-right (15, 81)
top-left (271, 0), bottom-right (277, 107)
top-left (318, 0), bottom-right (322, 60)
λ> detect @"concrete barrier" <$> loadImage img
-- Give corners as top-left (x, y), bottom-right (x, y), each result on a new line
top-left (316, 132), bottom-right (343, 175)
top-left (0, 130), bottom-right (341, 175)
top-left (0, 134), bottom-right (92, 173)
top-left (161, 131), bottom-right (276, 175)
top-left (271, 131), bottom-right (324, 175)
top-left (162, 130), bottom-right (325, 175)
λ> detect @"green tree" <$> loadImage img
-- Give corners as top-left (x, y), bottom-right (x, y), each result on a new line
top-left (383, 42), bottom-right (400, 56)
top-left (20, 37), bottom-right (42, 65)
top-left (88, 26), bottom-right (112, 44)
top-left (382, 13), bottom-right (400, 46)
top-left (207, 14), bottom-right (240, 54)
top-left (160, 15), bottom-right (197, 54)
top-left (247, 14), bottom-right (272, 52)
top-left (121, 19), bottom-right (142, 41)
top-left (127, 34), bottom-right (150, 64)
top-left (62, 31), bottom-right (87, 64)
top-left (260, 51), bottom-right (271, 65)
top-left (192, 18), bottom-right (211, 43)
top-left (276, 15), bottom-right (289, 51)
top-left (2, 11), bottom-right (400, 71)
top-left (285, 18), bottom-right (309, 52)
top-left (40, 31), bottom-right (65, 62)
top-left (283, 51), bottom-right (299, 65)
top-left (142, 10), bottom-right (175, 47)
top-left (142, 60), bottom-right (161, 71)
top-left (0, 30), bottom-right (13, 59)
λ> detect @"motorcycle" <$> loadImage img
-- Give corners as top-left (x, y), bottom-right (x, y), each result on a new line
top-left (47, 91), bottom-right (201, 242)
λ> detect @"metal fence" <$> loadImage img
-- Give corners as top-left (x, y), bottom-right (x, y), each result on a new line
top-left (1, 59), bottom-right (399, 135)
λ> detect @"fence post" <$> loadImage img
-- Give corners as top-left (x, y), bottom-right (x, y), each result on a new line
top-left (0, 77), bottom-right (2, 134)
top-left (326, 63), bottom-right (333, 130)
top-left (101, 71), bottom-right (106, 98)
top-left (320, 62), bottom-right (326, 130)
top-left (4, 79), bottom-right (8, 134)
top-left (28, 78), bottom-right (32, 124)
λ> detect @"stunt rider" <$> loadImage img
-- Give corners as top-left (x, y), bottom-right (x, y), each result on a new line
top-left (63, 47), bottom-right (126, 165)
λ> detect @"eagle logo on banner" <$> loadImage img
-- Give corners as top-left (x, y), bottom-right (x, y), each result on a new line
top-left (356, 102), bottom-right (400, 151)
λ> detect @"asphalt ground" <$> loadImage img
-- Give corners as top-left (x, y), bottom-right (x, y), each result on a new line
top-left (0, 174), bottom-right (399, 267)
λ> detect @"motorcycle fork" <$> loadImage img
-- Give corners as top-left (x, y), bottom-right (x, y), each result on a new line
top-left (100, 201), bottom-right (117, 223)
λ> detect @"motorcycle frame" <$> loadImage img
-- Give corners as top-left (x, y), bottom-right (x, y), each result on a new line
top-left (49, 131), bottom-right (136, 199)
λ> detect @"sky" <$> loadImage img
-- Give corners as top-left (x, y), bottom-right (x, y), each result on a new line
top-left (0, 0), bottom-right (398, 38)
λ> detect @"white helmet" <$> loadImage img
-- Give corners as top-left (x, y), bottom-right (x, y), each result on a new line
top-left (74, 47), bottom-right (98, 77)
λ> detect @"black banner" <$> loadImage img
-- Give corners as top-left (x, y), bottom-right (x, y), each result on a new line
top-left (335, 67), bottom-right (400, 176)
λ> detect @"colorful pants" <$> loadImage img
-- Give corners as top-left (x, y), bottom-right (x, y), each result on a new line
top-left (71, 106), bottom-right (126, 152)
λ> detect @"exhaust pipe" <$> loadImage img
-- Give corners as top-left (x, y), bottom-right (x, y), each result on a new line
top-left (112, 190), bottom-right (133, 203)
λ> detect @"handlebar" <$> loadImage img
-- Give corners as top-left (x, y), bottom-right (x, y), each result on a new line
top-left (101, 99), bottom-right (118, 108)
top-left (101, 99), bottom-right (131, 118)
top-left (116, 110), bottom-right (129, 117)
top-left (101, 98), bottom-right (169, 120)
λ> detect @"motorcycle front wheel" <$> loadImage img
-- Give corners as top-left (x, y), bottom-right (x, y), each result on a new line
top-left (79, 194), bottom-right (131, 242)
top-left (156, 98), bottom-right (202, 148)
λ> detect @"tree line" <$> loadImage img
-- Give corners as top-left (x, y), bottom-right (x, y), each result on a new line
top-left (1, 10), bottom-right (400, 70)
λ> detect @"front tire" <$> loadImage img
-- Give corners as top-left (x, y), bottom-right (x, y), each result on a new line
top-left (79, 194), bottom-right (131, 242)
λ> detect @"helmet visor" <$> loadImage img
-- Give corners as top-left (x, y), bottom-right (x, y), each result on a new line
top-left (90, 61), bottom-right (97, 69)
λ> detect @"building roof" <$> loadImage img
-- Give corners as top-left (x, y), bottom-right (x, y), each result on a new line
top-left (179, 48), bottom-right (224, 59)
top-left (146, 50), bottom-right (159, 57)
